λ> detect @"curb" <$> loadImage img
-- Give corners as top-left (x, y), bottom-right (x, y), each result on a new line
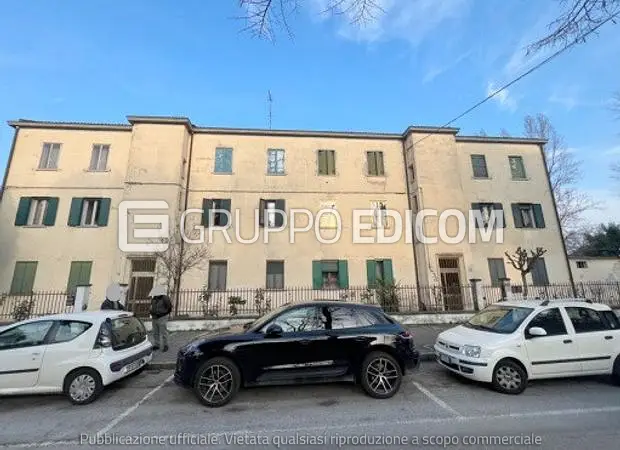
top-left (145, 352), bottom-right (437, 371)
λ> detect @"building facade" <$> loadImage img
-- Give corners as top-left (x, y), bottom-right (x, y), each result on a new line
top-left (569, 256), bottom-right (620, 283)
top-left (0, 116), bottom-right (573, 313)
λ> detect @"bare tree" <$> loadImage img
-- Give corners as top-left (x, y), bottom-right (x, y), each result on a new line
top-left (499, 128), bottom-right (511, 137)
top-left (152, 217), bottom-right (210, 312)
top-left (238, 0), bottom-right (386, 40)
top-left (523, 113), bottom-right (598, 252)
top-left (505, 247), bottom-right (547, 297)
top-left (477, 129), bottom-right (488, 137)
top-left (526, 0), bottom-right (620, 54)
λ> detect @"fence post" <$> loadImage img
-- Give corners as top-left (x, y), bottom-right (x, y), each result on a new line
top-left (74, 285), bottom-right (91, 312)
top-left (469, 278), bottom-right (481, 311)
top-left (499, 278), bottom-right (511, 301)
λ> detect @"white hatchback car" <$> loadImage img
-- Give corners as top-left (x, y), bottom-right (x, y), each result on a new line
top-left (0, 310), bottom-right (153, 404)
top-left (434, 298), bottom-right (620, 394)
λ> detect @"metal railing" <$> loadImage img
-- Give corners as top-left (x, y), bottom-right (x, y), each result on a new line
top-left (1, 281), bottom-right (619, 322)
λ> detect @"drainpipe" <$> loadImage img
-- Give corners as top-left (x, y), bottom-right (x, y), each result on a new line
top-left (174, 125), bottom-right (195, 314)
top-left (539, 142), bottom-right (576, 296)
top-left (0, 125), bottom-right (20, 202)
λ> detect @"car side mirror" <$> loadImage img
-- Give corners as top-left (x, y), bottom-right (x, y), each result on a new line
top-left (528, 327), bottom-right (547, 337)
top-left (265, 324), bottom-right (283, 337)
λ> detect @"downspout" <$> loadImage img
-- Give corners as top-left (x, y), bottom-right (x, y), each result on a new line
top-left (539, 142), bottom-right (576, 295)
top-left (0, 125), bottom-right (20, 202)
top-left (174, 125), bottom-right (195, 314)
top-left (402, 134), bottom-right (422, 304)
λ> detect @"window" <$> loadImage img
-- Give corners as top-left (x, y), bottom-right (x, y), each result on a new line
top-left (526, 308), bottom-right (567, 337)
top-left (0, 321), bottom-right (54, 350)
top-left (10, 261), bottom-right (38, 295)
top-left (127, 259), bottom-right (156, 309)
top-left (366, 259), bottom-right (394, 288)
top-left (312, 260), bottom-right (349, 289)
top-left (511, 203), bottom-right (545, 228)
top-left (208, 261), bottom-right (227, 291)
top-left (487, 258), bottom-right (506, 287)
top-left (509, 156), bottom-right (527, 179)
top-left (259, 199), bottom-right (285, 228)
top-left (576, 261), bottom-right (588, 269)
top-left (89, 144), bottom-right (109, 171)
top-left (49, 321), bottom-right (92, 344)
top-left (371, 201), bottom-right (388, 228)
top-left (214, 147), bottom-right (233, 173)
top-left (266, 261), bottom-right (284, 289)
top-left (471, 203), bottom-right (505, 228)
top-left (471, 154), bottom-right (488, 178)
top-left (366, 151), bottom-right (385, 176)
top-left (38, 143), bottom-right (60, 169)
top-left (530, 258), bottom-right (549, 286)
top-left (317, 150), bottom-right (336, 175)
top-left (109, 316), bottom-right (147, 350)
top-left (66, 261), bottom-right (93, 299)
top-left (565, 307), bottom-right (609, 333)
top-left (267, 149), bottom-right (285, 174)
top-left (14, 197), bottom-right (59, 227)
top-left (602, 311), bottom-right (620, 330)
top-left (320, 306), bottom-right (360, 330)
top-left (68, 198), bottom-right (111, 227)
top-left (465, 305), bottom-right (534, 334)
top-left (263, 306), bottom-right (324, 333)
top-left (202, 198), bottom-right (231, 227)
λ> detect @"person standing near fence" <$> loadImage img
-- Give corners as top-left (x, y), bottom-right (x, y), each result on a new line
top-left (149, 285), bottom-right (172, 352)
top-left (101, 283), bottom-right (126, 310)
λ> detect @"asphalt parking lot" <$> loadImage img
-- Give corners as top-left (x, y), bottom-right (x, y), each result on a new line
top-left (1, 362), bottom-right (620, 450)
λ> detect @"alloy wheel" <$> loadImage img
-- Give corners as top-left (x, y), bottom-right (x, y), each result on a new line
top-left (69, 374), bottom-right (96, 402)
top-left (365, 357), bottom-right (399, 396)
top-left (197, 364), bottom-right (234, 404)
top-left (496, 365), bottom-right (522, 391)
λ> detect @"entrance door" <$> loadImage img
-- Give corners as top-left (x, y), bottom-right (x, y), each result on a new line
top-left (127, 259), bottom-right (156, 317)
top-left (438, 257), bottom-right (463, 311)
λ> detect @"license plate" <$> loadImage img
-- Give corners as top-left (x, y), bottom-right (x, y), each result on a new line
top-left (125, 358), bottom-right (144, 373)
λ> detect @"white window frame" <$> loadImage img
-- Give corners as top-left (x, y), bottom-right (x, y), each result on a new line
top-left (89, 144), bottom-right (110, 171)
top-left (27, 199), bottom-right (49, 226)
top-left (267, 149), bottom-right (285, 174)
top-left (266, 201), bottom-right (277, 228)
top-left (371, 201), bottom-right (388, 228)
top-left (38, 143), bottom-right (60, 169)
top-left (80, 199), bottom-right (100, 226)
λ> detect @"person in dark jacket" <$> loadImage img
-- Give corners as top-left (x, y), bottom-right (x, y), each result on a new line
top-left (101, 283), bottom-right (126, 310)
top-left (149, 285), bottom-right (172, 351)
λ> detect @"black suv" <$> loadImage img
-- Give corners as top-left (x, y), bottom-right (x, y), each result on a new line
top-left (174, 301), bottom-right (420, 407)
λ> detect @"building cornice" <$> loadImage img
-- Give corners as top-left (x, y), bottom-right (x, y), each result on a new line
top-left (7, 119), bottom-right (131, 132)
top-left (456, 136), bottom-right (548, 145)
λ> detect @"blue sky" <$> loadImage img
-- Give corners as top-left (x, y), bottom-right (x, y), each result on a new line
top-left (1, 0), bottom-right (619, 223)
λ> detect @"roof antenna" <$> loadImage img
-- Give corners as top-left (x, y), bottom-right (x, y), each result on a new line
top-left (267, 90), bottom-right (272, 130)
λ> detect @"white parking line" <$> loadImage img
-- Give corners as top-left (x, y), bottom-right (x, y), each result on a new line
top-left (95, 374), bottom-right (174, 437)
top-left (3, 405), bottom-right (620, 448)
top-left (410, 380), bottom-right (462, 417)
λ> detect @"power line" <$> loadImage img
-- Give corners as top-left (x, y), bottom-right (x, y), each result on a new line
top-left (411, 11), bottom-right (620, 147)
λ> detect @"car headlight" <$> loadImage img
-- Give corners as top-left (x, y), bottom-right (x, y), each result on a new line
top-left (461, 345), bottom-right (481, 358)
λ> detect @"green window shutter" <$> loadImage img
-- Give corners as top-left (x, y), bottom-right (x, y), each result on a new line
top-left (202, 198), bottom-right (211, 226)
top-left (337, 260), bottom-right (349, 289)
top-left (258, 199), bottom-right (266, 227)
top-left (67, 261), bottom-right (92, 295)
top-left (312, 260), bottom-right (323, 289)
top-left (377, 152), bottom-right (384, 175)
top-left (383, 259), bottom-right (394, 285)
top-left (97, 198), bottom-right (111, 226)
top-left (493, 203), bottom-right (505, 228)
top-left (318, 151), bottom-right (327, 175)
top-left (471, 203), bottom-right (480, 228)
top-left (327, 151), bottom-right (336, 175)
top-left (511, 204), bottom-right (523, 228)
top-left (15, 197), bottom-right (32, 226)
top-left (275, 199), bottom-right (285, 227)
top-left (367, 152), bottom-right (377, 176)
top-left (68, 198), bottom-right (83, 226)
top-left (366, 260), bottom-right (377, 288)
top-left (43, 197), bottom-right (59, 226)
top-left (10, 262), bottom-right (37, 295)
top-left (220, 199), bottom-right (231, 226)
top-left (532, 204), bottom-right (545, 228)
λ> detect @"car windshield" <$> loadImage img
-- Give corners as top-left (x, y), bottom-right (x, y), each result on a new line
top-left (464, 305), bottom-right (534, 334)
top-left (109, 315), bottom-right (147, 350)
top-left (245, 304), bottom-right (292, 332)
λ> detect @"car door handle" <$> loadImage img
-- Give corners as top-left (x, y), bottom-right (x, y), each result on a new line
top-left (563, 339), bottom-right (572, 344)
top-left (604, 336), bottom-right (613, 340)
top-left (31, 352), bottom-right (41, 356)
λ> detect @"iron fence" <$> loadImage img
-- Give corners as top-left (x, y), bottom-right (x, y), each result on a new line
top-left (1, 281), bottom-right (619, 323)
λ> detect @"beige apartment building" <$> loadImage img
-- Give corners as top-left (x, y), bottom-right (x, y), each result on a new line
top-left (0, 116), bottom-right (573, 313)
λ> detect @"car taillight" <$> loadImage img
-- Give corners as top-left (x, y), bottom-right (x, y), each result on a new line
top-left (94, 323), bottom-right (112, 349)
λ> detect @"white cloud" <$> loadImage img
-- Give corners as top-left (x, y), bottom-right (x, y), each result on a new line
top-left (549, 93), bottom-right (578, 111)
top-left (581, 189), bottom-right (620, 225)
top-left (603, 145), bottom-right (620, 156)
top-left (486, 81), bottom-right (518, 112)
top-left (310, 0), bottom-right (470, 47)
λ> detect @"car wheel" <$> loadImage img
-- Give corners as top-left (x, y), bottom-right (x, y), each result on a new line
top-left (193, 357), bottom-right (241, 407)
top-left (612, 357), bottom-right (620, 386)
top-left (64, 368), bottom-right (103, 405)
top-left (492, 359), bottom-right (527, 395)
top-left (360, 351), bottom-right (402, 399)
